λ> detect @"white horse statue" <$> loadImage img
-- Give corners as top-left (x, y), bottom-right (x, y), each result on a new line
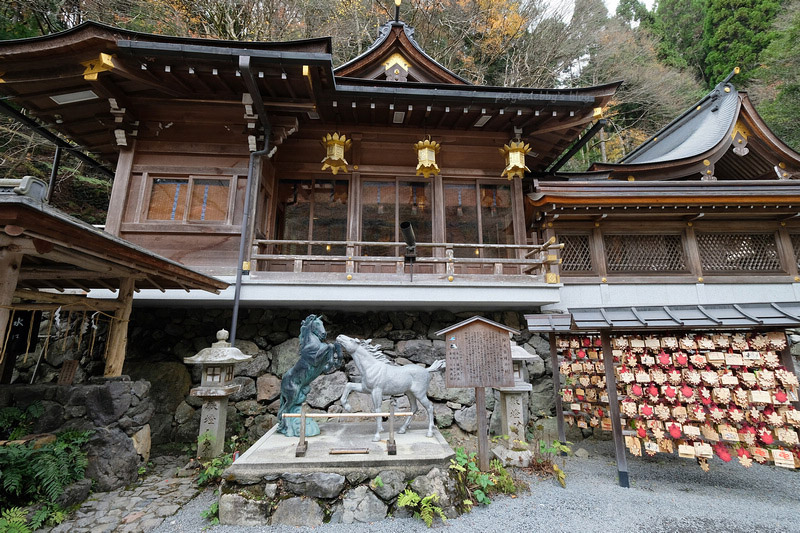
top-left (336, 334), bottom-right (445, 441)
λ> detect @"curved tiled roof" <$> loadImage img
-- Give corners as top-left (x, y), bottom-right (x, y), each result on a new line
top-left (622, 82), bottom-right (740, 164)
top-left (334, 20), bottom-right (469, 84)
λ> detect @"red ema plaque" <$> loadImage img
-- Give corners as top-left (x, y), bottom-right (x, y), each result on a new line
top-left (436, 317), bottom-right (516, 388)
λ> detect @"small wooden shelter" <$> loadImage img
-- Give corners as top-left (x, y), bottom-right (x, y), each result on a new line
top-left (0, 184), bottom-right (227, 381)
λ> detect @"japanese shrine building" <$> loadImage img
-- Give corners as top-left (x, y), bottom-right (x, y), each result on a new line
top-left (0, 20), bottom-right (615, 314)
top-left (1, 19), bottom-right (799, 319)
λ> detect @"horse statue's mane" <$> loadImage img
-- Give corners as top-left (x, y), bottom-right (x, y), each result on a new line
top-left (300, 314), bottom-right (324, 344)
top-left (354, 338), bottom-right (396, 366)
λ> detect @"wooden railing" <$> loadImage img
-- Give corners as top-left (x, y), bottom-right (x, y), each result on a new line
top-left (250, 237), bottom-right (563, 282)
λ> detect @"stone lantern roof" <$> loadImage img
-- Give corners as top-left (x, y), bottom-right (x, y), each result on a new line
top-left (184, 329), bottom-right (251, 365)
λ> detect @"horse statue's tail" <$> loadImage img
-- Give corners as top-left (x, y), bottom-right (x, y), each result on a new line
top-left (427, 359), bottom-right (446, 372)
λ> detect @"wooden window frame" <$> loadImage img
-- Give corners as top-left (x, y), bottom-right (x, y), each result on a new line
top-left (442, 178), bottom-right (520, 254)
top-left (140, 173), bottom-right (235, 225)
top-left (271, 175), bottom-right (352, 255)
top-left (358, 176), bottom-right (435, 254)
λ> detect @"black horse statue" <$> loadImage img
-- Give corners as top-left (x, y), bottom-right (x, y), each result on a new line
top-left (276, 314), bottom-right (342, 437)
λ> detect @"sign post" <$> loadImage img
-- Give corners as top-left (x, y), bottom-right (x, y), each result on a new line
top-left (436, 317), bottom-right (517, 471)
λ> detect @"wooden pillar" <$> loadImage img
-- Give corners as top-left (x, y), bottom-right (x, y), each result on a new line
top-left (103, 277), bottom-right (135, 377)
top-left (779, 344), bottom-right (800, 409)
top-left (433, 173), bottom-right (445, 273)
top-left (104, 143), bottom-right (135, 237)
top-left (601, 330), bottom-right (629, 487)
top-left (549, 332), bottom-right (566, 444)
top-left (511, 177), bottom-right (527, 265)
top-left (0, 244), bottom-right (23, 383)
top-left (684, 224), bottom-right (703, 280)
top-left (776, 226), bottom-right (799, 278)
top-left (591, 225), bottom-right (607, 280)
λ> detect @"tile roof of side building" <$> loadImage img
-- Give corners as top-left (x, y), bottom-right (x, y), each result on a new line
top-left (589, 77), bottom-right (800, 181)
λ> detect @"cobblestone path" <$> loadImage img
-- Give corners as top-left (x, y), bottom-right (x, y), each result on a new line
top-left (48, 456), bottom-right (200, 533)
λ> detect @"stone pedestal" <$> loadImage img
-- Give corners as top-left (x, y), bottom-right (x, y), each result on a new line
top-left (498, 387), bottom-right (529, 447)
top-left (198, 398), bottom-right (229, 458)
top-left (493, 384), bottom-right (533, 467)
top-left (492, 344), bottom-right (537, 467)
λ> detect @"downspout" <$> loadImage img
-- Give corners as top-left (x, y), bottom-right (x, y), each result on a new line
top-left (230, 55), bottom-right (271, 345)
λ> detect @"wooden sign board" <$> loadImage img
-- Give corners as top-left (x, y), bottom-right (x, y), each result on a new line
top-left (436, 316), bottom-right (518, 472)
top-left (439, 319), bottom-right (515, 388)
top-left (57, 360), bottom-right (79, 385)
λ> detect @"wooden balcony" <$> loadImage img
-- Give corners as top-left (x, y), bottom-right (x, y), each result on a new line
top-left (250, 238), bottom-right (562, 284)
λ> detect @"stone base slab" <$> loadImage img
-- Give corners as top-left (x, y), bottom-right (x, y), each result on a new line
top-left (226, 421), bottom-right (454, 483)
top-left (492, 444), bottom-right (534, 468)
top-left (220, 421), bottom-right (457, 526)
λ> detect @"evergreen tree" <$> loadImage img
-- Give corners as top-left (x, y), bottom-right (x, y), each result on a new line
top-left (649, 0), bottom-right (708, 84)
top-left (702, 0), bottom-right (780, 85)
top-left (615, 0), bottom-right (653, 26)
top-left (749, 0), bottom-right (800, 150)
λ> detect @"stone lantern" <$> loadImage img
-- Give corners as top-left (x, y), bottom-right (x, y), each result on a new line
top-left (184, 329), bottom-right (251, 460)
top-left (493, 344), bottom-right (537, 466)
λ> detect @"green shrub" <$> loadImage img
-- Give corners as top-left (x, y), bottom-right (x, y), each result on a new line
top-left (0, 403), bottom-right (44, 441)
top-left (0, 507), bottom-right (30, 533)
top-left (200, 500), bottom-right (220, 526)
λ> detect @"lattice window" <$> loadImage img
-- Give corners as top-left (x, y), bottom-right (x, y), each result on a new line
top-left (697, 232), bottom-right (781, 272)
top-left (790, 234), bottom-right (800, 270)
top-left (560, 234), bottom-right (593, 272)
top-left (603, 234), bottom-right (686, 272)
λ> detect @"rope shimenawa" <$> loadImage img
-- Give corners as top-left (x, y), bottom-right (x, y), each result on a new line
top-left (0, 305), bottom-right (127, 369)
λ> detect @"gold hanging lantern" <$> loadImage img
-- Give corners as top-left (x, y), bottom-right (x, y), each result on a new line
top-left (413, 136), bottom-right (440, 179)
top-left (321, 132), bottom-right (352, 175)
top-left (499, 140), bottom-right (531, 180)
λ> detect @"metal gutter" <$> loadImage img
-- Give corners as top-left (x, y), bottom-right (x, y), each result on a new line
top-left (332, 82), bottom-right (599, 105)
top-left (230, 54), bottom-right (272, 345)
top-left (117, 40), bottom-right (334, 66)
top-left (0, 100), bottom-right (114, 179)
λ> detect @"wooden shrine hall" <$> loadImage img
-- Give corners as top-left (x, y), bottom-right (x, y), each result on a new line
top-left (0, 20), bottom-right (618, 311)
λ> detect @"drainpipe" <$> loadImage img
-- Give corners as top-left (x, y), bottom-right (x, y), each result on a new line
top-left (230, 56), bottom-right (271, 345)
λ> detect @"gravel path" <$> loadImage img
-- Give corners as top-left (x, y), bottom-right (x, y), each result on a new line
top-left (153, 439), bottom-right (800, 533)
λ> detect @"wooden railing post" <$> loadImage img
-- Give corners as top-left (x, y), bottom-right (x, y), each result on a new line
top-left (446, 247), bottom-right (455, 276)
top-left (346, 244), bottom-right (355, 274)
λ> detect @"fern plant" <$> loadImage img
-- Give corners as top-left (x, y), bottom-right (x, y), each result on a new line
top-left (0, 507), bottom-right (30, 533)
top-left (0, 430), bottom-right (92, 529)
top-left (397, 489), bottom-right (446, 528)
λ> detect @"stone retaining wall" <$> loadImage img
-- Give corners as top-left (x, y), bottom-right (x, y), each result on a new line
top-left (219, 465), bottom-right (457, 526)
top-left (0, 378), bottom-right (153, 491)
top-left (12, 308), bottom-right (559, 446)
top-left (123, 309), bottom-right (558, 445)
